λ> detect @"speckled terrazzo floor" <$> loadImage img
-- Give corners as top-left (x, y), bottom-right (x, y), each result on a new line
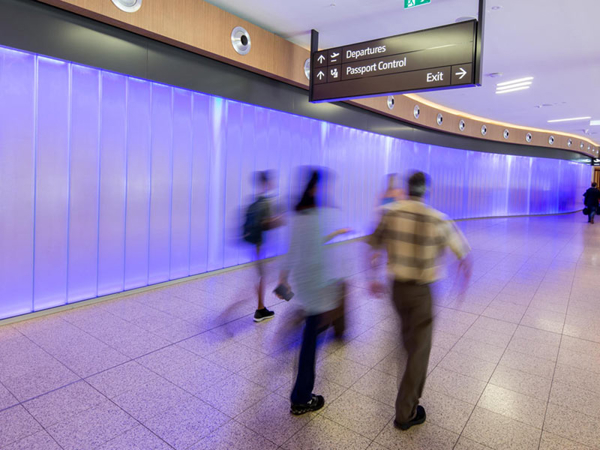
top-left (1, 214), bottom-right (599, 450)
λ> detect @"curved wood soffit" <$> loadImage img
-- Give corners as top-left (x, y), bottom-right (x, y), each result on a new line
top-left (38, 0), bottom-right (599, 157)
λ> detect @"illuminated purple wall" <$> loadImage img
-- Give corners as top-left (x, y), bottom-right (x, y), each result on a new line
top-left (0, 46), bottom-right (592, 319)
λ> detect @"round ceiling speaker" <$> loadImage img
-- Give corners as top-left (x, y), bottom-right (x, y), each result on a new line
top-left (567, 138), bottom-right (573, 147)
top-left (526, 133), bottom-right (532, 143)
top-left (303, 58), bottom-right (310, 80)
top-left (436, 113), bottom-right (443, 125)
top-left (481, 124), bottom-right (487, 136)
top-left (231, 26), bottom-right (251, 55)
top-left (459, 120), bottom-right (466, 131)
top-left (548, 136), bottom-right (555, 145)
top-left (503, 129), bottom-right (509, 139)
top-left (387, 96), bottom-right (395, 110)
top-left (111, 0), bottom-right (142, 12)
top-left (413, 105), bottom-right (420, 119)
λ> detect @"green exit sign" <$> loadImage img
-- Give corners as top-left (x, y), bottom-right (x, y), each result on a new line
top-left (405, 0), bottom-right (431, 8)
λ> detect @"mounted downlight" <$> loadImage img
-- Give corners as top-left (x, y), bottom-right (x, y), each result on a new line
top-left (387, 96), bottom-right (395, 110)
top-left (459, 120), bottom-right (466, 131)
top-left (111, 0), bottom-right (142, 12)
top-left (526, 133), bottom-right (532, 143)
top-left (503, 129), bottom-right (510, 139)
top-left (548, 136), bottom-right (555, 145)
top-left (436, 113), bottom-right (443, 125)
top-left (580, 142), bottom-right (585, 149)
top-left (231, 27), bottom-right (251, 55)
top-left (304, 58), bottom-right (310, 80)
top-left (567, 138), bottom-right (573, 147)
top-left (413, 105), bottom-right (420, 119)
top-left (481, 125), bottom-right (487, 136)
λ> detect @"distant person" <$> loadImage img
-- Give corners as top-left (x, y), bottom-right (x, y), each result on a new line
top-left (277, 168), bottom-right (350, 415)
top-left (380, 173), bottom-right (403, 209)
top-left (367, 171), bottom-right (471, 431)
top-left (242, 170), bottom-right (282, 322)
top-left (583, 182), bottom-right (600, 224)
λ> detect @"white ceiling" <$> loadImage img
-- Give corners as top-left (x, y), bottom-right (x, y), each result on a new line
top-left (206, 0), bottom-right (600, 142)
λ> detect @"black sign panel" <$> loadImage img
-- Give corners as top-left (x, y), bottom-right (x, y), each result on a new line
top-left (310, 20), bottom-right (479, 103)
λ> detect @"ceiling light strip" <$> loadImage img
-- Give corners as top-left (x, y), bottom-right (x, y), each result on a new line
top-left (547, 116), bottom-right (591, 123)
top-left (496, 76), bottom-right (534, 87)
top-left (495, 86), bottom-right (530, 94)
top-left (496, 81), bottom-right (532, 91)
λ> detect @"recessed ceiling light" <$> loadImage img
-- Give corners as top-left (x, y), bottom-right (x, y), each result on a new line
top-left (547, 116), bottom-right (591, 123)
top-left (487, 72), bottom-right (503, 78)
top-left (111, 0), bottom-right (142, 12)
top-left (496, 86), bottom-right (530, 94)
top-left (491, 5), bottom-right (502, 10)
top-left (591, 120), bottom-right (600, 126)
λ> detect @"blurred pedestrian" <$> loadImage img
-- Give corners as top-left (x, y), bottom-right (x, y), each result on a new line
top-left (379, 173), bottom-right (403, 209)
top-left (367, 171), bottom-right (471, 430)
top-left (242, 170), bottom-right (283, 322)
top-left (277, 168), bottom-right (350, 415)
top-left (583, 182), bottom-right (600, 224)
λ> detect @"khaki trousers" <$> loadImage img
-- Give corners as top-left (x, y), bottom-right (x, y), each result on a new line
top-left (392, 280), bottom-right (433, 423)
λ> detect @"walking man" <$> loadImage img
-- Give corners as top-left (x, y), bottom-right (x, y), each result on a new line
top-left (367, 172), bottom-right (471, 431)
top-left (583, 182), bottom-right (600, 224)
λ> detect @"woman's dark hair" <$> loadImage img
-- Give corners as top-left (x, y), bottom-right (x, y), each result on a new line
top-left (295, 170), bottom-right (320, 211)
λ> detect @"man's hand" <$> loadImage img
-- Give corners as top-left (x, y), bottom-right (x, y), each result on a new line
top-left (457, 255), bottom-right (472, 295)
top-left (369, 281), bottom-right (388, 297)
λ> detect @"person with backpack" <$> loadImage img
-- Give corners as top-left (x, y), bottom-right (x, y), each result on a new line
top-left (583, 182), bottom-right (600, 224)
top-left (243, 170), bottom-right (282, 322)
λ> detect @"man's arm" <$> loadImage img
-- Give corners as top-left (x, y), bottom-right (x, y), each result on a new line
top-left (366, 213), bottom-right (389, 296)
top-left (442, 219), bottom-right (472, 291)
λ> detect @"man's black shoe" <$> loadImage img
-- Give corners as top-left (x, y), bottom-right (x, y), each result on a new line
top-left (290, 394), bottom-right (325, 415)
top-left (394, 405), bottom-right (426, 431)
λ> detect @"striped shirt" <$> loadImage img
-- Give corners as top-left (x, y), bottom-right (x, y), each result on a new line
top-left (368, 199), bottom-right (470, 284)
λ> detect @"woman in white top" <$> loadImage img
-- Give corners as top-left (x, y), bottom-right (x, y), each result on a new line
top-left (278, 168), bottom-right (349, 415)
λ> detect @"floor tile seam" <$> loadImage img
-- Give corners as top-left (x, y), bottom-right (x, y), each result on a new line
top-left (81, 377), bottom-right (180, 449)
top-left (229, 417), bottom-right (285, 448)
top-left (61, 307), bottom-right (159, 360)
top-left (92, 306), bottom-right (262, 365)
top-left (278, 405), bottom-right (363, 450)
top-left (535, 264), bottom-right (575, 450)
top-left (502, 342), bottom-right (559, 363)
top-left (319, 399), bottom-right (395, 442)
top-left (453, 311), bottom-right (520, 445)
top-left (11, 403), bottom-right (68, 450)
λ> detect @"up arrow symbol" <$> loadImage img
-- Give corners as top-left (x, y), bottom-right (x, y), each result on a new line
top-left (455, 68), bottom-right (467, 79)
top-left (317, 71), bottom-right (325, 80)
top-left (317, 55), bottom-right (326, 63)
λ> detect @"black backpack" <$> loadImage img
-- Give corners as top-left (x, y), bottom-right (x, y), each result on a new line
top-left (243, 197), bottom-right (268, 245)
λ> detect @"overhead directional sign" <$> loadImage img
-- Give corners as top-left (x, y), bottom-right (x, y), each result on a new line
top-left (309, 20), bottom-right (481, 103)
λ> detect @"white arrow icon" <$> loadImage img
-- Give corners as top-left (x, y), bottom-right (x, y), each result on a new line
top-left (317, 71), bottom-right (325, 80)
top-left (317, 55), bottom-right (326, 63)
top-left (455, 68), bottom-right (467, 79)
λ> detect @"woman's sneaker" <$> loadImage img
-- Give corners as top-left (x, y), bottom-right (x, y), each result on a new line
top-left (254, 308), bottom-right (275, 322)
top-left (290, 395), bottom-right (325, 415)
